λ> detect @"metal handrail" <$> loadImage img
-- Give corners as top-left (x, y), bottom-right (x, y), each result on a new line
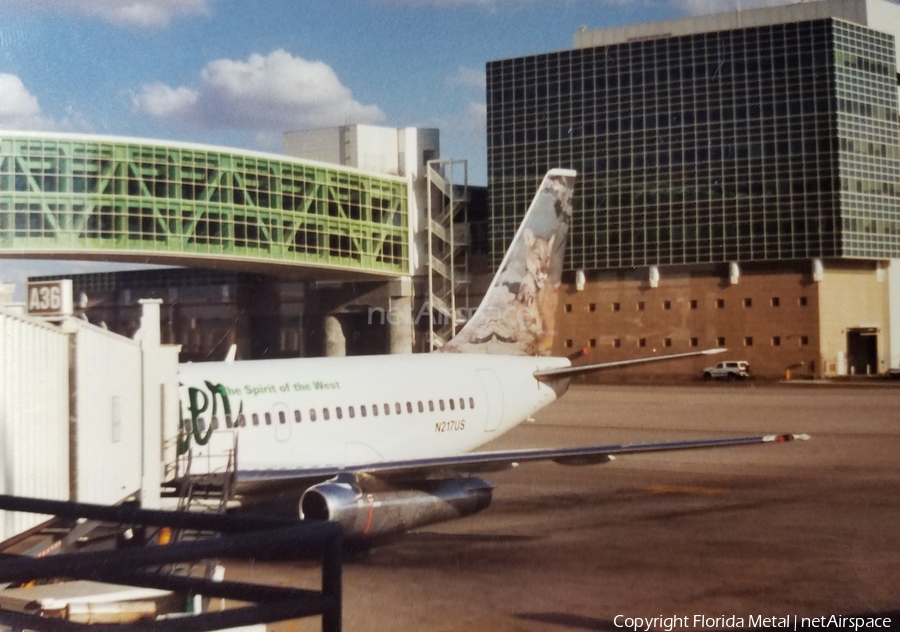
top-left (0, 494), bottom-right (342, 632)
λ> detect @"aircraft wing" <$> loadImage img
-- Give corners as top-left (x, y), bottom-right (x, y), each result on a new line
top-left (235, 433), bottom-right (809, 489)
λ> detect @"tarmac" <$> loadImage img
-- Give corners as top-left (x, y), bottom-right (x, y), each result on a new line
top-left (226, 383), bottom-right (900, 631)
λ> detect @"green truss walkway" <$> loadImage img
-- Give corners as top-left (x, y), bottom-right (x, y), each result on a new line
top-left (0, 132), bottom-right (409, 277)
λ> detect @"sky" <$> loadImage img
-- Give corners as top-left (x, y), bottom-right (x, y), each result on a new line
top-left (0, 0), bottom-right (801, 296)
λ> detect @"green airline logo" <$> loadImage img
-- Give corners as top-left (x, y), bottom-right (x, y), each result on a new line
top-left (178, 381), bottom-right (233, 454)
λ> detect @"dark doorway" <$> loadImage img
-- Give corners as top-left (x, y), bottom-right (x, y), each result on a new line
top-left (846, 328), bottom-right (878, 375)
top-left (343, 310), bottom-right (389, 355)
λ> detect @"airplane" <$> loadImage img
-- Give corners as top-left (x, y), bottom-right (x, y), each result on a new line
top-left (177, 169), bottom-right (808, 540)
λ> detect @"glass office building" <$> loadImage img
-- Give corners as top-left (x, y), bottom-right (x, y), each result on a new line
top-left (486, 1), bottom-right (900, 378)
top-left (487, 18), bottom-right (900, 270)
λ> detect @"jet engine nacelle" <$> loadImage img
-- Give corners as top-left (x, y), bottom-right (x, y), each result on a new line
top-left (300, 477), bottom-right (493, 539)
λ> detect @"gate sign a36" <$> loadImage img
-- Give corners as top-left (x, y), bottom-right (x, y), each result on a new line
top-left (26, 280), bottom-right (73, 317)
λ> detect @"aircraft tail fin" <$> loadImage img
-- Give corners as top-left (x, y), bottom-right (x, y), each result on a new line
top-left (439, 169), bottom-right (575, 356)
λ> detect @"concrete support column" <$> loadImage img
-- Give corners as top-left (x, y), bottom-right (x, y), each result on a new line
top-left (887, 259), bottom-right (900, 370)
top-left (0, 282), bottom-right (14, 305)
top-left (390, 294), bottom-right (413, 354)
top-left (728, 261), bottom-right (740, 285)
top-left (389, 276), bottom-right (414, 354)
top-left (324, 314), bottom-right (346, 357)
top-left (812, 258), bottom-right (824, 282)
top-left (137, 299), bottom-right (163, 509)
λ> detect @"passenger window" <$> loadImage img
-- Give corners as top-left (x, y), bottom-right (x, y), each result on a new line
top-left (210, 417), bottom-right (218, 430)
top-left (323, 408), bottom-right (330, 421)
top-left (449, 399), bottom-right (455, 411)
top-left (394, 403), bottom-right (400, 415)
top-left (428, 400), bottom-right (434, 412)
top-left (417, 401), bottom-right (424, 413)
top-left (469, 397), bottom-right (475, 408)
top-left (406, 402), bottom-right (413, 413)
top-left (265, 412), bottom-right (272, 425)
top-left (372, 404), bottom-right (378, 417)
top-left (460, 398), bottom-right (465, 410)
top-left (252, 413), bottom-right (259, 426)
top-left (309, 409), bottom-right (317, 422)
top-left (278, 411), bottom-right (286, 424)
top-left (295, 410), bottom-right (302, 423)
top-left (439, 400), bottom-right (445, 411)
top-left (349, 406), bottom-right (355, 419)
top-left (385, 403), bottom-right (391, 415)
top-left (361, 405), bottom-right (367, 418)
top-left (225, 414), bottom-right (233, 428)
top-left (197, 418), bottom-right (206, 432)
top-left (336, 407), bottom-right (343, 420)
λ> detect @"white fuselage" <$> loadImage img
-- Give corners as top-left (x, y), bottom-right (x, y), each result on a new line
top-left (177, 353), bottom-right (571, 473)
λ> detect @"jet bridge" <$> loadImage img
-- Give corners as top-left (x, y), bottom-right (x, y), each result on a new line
top-left (0, 287), bottom-right (181, 546)
top-left (0, 285), bottom-right (346, 630)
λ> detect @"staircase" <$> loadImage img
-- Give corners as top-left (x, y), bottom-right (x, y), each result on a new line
top-left (161, 434), bottom-right (238, 588)
top-left (426, 159), bottom-right (470, 349)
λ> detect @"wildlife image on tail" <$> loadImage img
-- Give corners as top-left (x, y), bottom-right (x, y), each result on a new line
top-left (441, 171), bottom-right (574, 356)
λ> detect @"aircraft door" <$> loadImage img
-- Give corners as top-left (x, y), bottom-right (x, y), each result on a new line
top-left (476, 369), bottom-right (505, 432)
top-left (273, 403), bottom-right (291, 442)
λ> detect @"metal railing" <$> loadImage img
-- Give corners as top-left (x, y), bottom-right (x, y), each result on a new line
top-left (0, 494), bottom-right (342, 632)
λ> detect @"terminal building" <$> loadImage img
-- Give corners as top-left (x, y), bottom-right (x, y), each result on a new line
top-left (1, 127), bottom-right (484, 359)
top-left (486, 0), bottom-right (900, 378)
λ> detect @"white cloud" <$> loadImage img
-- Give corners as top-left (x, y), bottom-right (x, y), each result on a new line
top-left (415, 100), bottom-right (485, 147)
top-left (417, 100), bottom-right (487, 183)
top-left (133, 83), bottom-right (198, 120)
top-left (0, 73), bottom-right (56, 130)
top-left (134, 50), bottom-right (385, 132)
top-left (386, 0), bottom-right (489, 4)
top-left (372, 0), bottom-right (531, 5)
top-left (460, 101), bottom-right (486, 139)
top-left (446, 66), bottom-right (486, 91)
top-left (22, 0), bottom-right (213, 28)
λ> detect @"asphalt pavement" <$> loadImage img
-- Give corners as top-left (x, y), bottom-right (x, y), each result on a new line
top-left (228, 383), bottom-right (900, 632)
